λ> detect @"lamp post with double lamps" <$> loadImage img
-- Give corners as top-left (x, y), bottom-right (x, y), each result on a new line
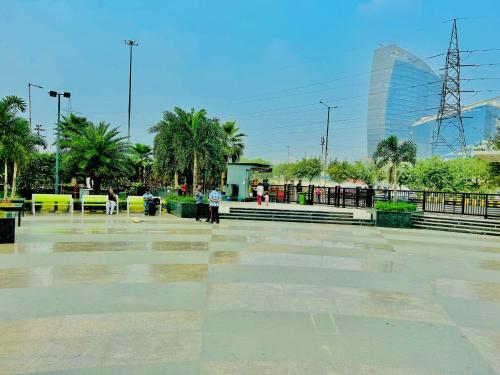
top-left (49, 90), bottom-right (71, 194)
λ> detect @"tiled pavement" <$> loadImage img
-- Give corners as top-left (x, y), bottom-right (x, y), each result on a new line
top-left (0, 214), bottom-right (499, 374)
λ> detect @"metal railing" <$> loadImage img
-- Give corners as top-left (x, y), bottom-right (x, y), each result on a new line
top-left (270, 184), bottom-right (500, 219)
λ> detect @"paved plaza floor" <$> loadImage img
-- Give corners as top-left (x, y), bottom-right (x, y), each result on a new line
top-left (0, 214), bottom-right (499, 374)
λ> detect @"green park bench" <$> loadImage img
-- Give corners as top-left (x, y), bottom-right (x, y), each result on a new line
top-left (127, 195), bottom-right (162, 215)
top-left (81, 195), bottom-right (119, 214)
top-left (31, 194), bottom-right (74, 215)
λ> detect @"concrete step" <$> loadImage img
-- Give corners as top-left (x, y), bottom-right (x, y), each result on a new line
top-left (412, 216), bottom-right (500, 229)
top-left (412, 223), bottom-right (500, 236)
top-left (225, 211), bottom-right (353, 220)
top-left (412, 219), bottom-right (500, 232)
top-left (229, 208), bottom-right (353, 218)
top-left (219, 213), bottom-right (372, 226)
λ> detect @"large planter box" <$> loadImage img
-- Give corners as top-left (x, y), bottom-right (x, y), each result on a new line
top-left (374, 210), bottom-right (413, 228)
top-left (0, 216), bottom-right (16, 243)
top-left (170, 202), bottom-right (209, 218)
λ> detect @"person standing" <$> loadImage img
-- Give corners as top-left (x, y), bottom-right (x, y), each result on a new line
top-left (263, 179), bottom-right (270, 206)
top-left (315, 187), bottom-right (322, 203)
top-left (181, 182), bottom-right (188, 196)
top-left (296, 180), bottom-right (303, 193)
top-left (208, 185), bottom-right (221, 224)
top-left (256, 182), bottom-right (264, 206)
top-left (195, 185), bottom-right (205, 222)
top-left (106, 188), bottom-right (118, 215)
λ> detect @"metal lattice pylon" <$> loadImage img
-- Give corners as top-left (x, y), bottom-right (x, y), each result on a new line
top-left (432, 18), bottom-right (468, 157)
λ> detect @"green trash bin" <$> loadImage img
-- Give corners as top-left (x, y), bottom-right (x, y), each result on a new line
top-left (298, 192), bottom-right (307, 205)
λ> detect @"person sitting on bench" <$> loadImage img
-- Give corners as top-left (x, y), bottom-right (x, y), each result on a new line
top-left (143, 189), bottom-right (154, 215)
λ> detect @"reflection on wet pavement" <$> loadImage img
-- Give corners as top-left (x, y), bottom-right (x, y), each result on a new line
top-left (434, 278), bottom-right (500, 302)
top-left (0, 214), bottom-right (499, 374)
top-left (0, 264), bottom-right (208, 288)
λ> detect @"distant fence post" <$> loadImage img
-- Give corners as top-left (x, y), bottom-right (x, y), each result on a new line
top-left (308, 185), bottom-right (314, 205)
top-left (366, 188), bottom-right (374, 208)
top-left (327, 187), bottom-right (331, 205)
top-left (355, 187), bottom-right (360, 207)
top-left (461, 193), bottom-right (465, 215)
top-left (335, 186), bottom-right (340, 207)
top-left (422, 191), bottom-right (426, 211)
top-left (485, 194), bottom-right (488, 219)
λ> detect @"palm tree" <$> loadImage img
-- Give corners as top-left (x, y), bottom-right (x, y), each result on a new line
top-left (131, 143), bottom-right (153, 185)
top-left (59, 113), bottom-right (89, 150)
top-left (7, 117), bottom-right (46, 197)
top-left (220, 121), bottom-right (245, 187)
top-left (373, 135), bottom-right (417, 201)
top-left (150, 108), bottom-right (192, 187)
top-left (0, 96), bottom-right (26, 198)
top-left (64, 121), bottom-right (132, 193)
top-left (150, 107), bottom-right (225, 193)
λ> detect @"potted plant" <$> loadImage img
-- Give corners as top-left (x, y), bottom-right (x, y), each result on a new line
top-left (373, 201), bottom-right (417, 228)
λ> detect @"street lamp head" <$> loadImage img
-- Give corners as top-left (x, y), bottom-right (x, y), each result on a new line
top-left (63, 92), bottom-right (71, 98)
top-left (49, 91), bottom-right (57, 97)
top-left (125, 39), bottom-right (139, 47)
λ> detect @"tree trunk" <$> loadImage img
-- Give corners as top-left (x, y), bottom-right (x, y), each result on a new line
top-left (220, 169), bottom-right (226, 190)
top-left (3, 160), bottom-right (8, 199)
top-left (174, 171), bottom-right (179, 189)
top-left (392, 167), bottom-right (398, 202)
top-left (11, 160), bottom-right (18, 198)
top-left (192, 152), bottom-right (198, 195)
top-left (93, 177), bottom-right (101, 194)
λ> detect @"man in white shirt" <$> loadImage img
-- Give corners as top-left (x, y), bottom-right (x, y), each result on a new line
top-left (208, 185), bottom-right (221, 224)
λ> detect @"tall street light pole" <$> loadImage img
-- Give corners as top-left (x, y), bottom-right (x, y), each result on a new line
top-left (28, 83), bottom-right (43, 131)
top-left (49, 90), bottom-right (71, 194)
top-left (125, 39), bottom-right (139, 143)
top-left (319, 101), bottom-right (337, 184)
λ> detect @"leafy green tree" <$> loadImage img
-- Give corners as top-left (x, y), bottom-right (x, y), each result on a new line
top-left (17, 152), bottom-right (55, 194)
top-left (239, 156), bottom-right (271, 165)
top-left (487, 130), bottom-right (500, 188)
top-left (373, 135), bottom-right (417, 201)
top-left (399, 156), bottom-right (495, 192)
top-left (131, 143), bottom-right (153, 185)
top-left (350, 161), bottom-right (377, 186)
top-left (272, 162), bottom-right (295, 182)
top-left (294, 157), bottom-right (322, 182)
top-left (327, 160), bottom-right (377, 186)
top-left (327, 160), bottom-right (351, 183)
top-left (63, 121), bottom-right (132, 193)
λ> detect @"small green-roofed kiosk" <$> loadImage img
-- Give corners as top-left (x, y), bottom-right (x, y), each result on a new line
top-left (225, 162), bottom-right (272, 201)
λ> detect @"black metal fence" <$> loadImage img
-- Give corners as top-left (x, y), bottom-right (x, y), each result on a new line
top-left (269, 184), bottom-right (500, 219)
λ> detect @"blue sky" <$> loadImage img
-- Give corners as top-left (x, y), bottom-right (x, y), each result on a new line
top-left (1, 0), bottom-right (499, 163)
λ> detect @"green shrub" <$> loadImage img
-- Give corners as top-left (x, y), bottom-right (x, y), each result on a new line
top-left (375, 201), bottom-right (416, 213)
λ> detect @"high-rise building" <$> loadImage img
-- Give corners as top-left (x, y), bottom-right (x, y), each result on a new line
top-left (411, 96), bottom-right (500, 159)
top-left (367, 44), bottom-right (441, 157)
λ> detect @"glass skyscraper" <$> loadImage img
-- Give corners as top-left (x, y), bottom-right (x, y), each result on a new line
top-left (367, 44), bottom-right (442, 157)
top-left (411, 96), bottom-right (500, 159)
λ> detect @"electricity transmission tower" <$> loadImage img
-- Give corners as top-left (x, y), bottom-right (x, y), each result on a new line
top-left (432, 18), bottom-right (469, 157)
top-left (34, 124), bottom-right (44, 137)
